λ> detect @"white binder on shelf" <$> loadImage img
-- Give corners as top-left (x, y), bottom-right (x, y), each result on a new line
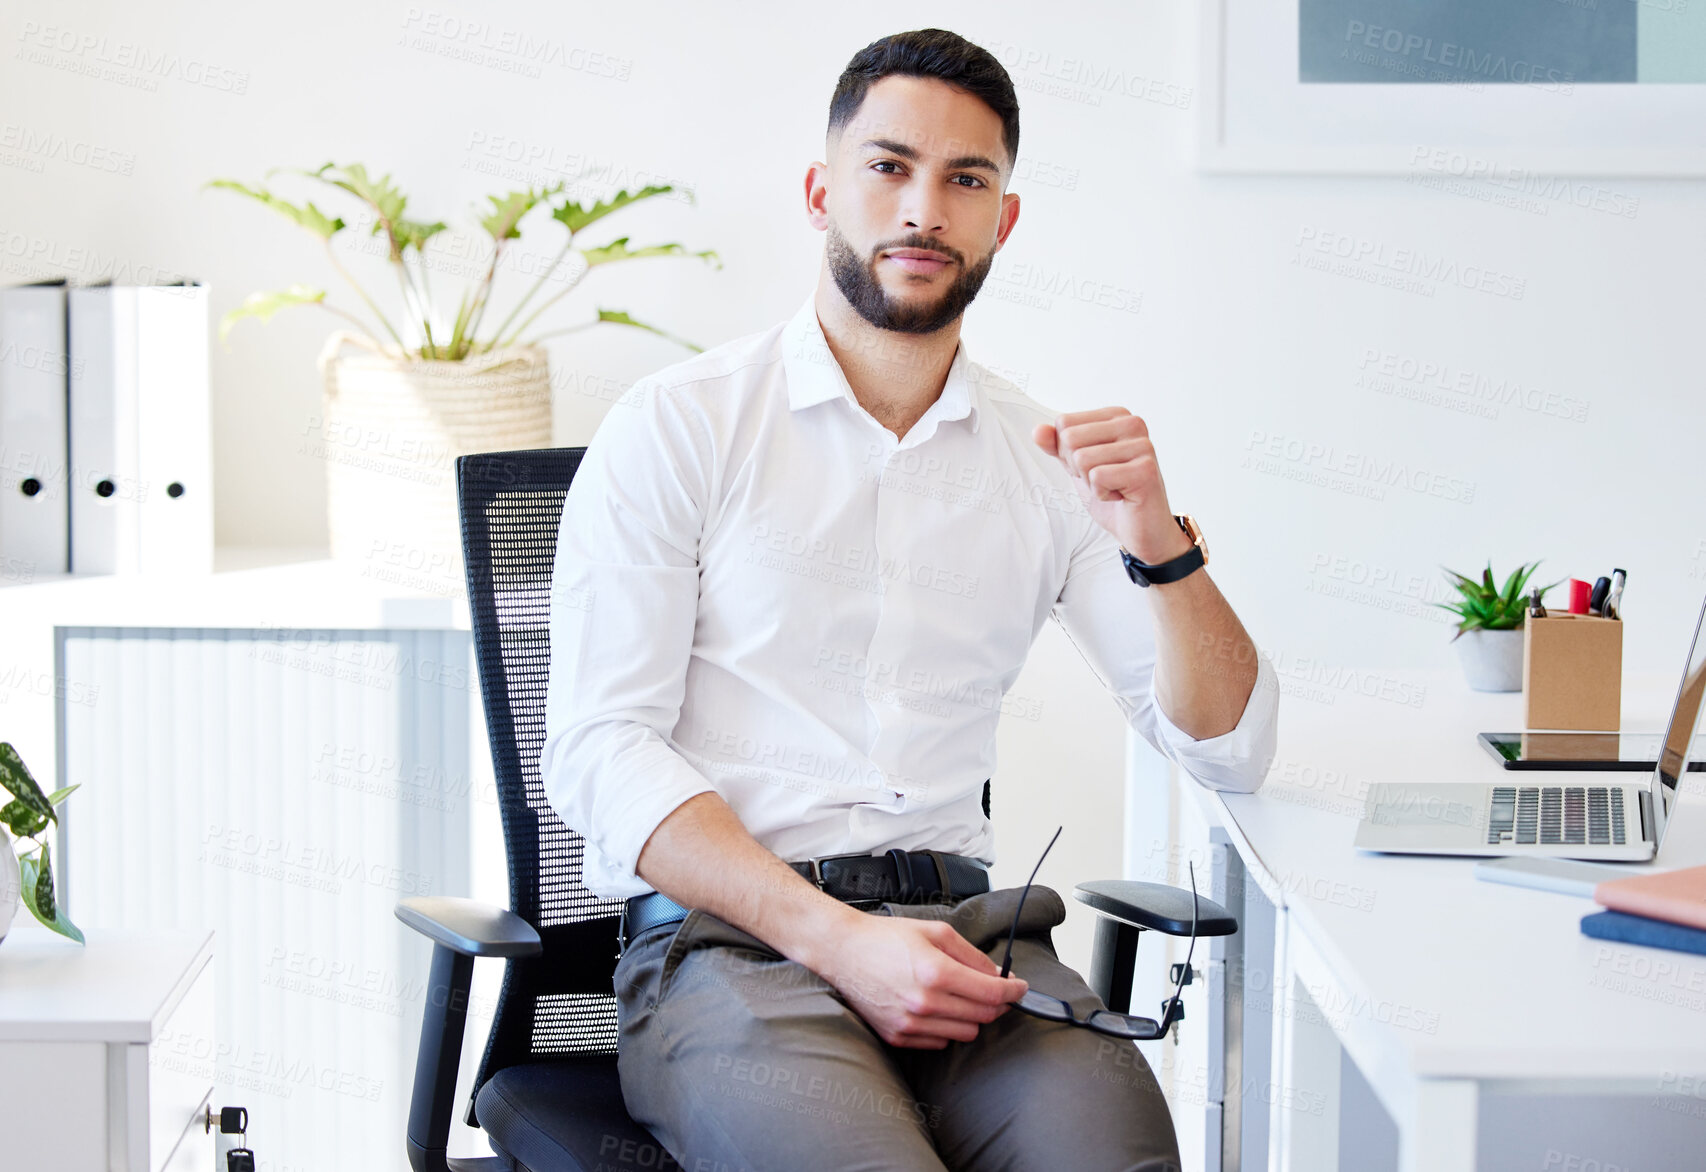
top-left (69, 282), bottom-right (213, 576)
top-left (0, 280), bottom-right (71, 582)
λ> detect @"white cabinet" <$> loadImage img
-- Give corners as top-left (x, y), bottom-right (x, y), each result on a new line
top-left (0, 551), bottom-right (484, 1171)
top-left (0, 929), bottom-right (215, 1171)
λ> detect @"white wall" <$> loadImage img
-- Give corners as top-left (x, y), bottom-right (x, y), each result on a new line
top-left (6, 0), bottom-right (1704, 1060)
top-left (8, 0), bottom-right (1704, 675)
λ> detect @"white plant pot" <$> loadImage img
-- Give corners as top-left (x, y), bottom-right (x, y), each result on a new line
top-left (1455, 627), bottom-right (1526, 692)
top-left (0, 844), bottom-right (19, 947)
top-left (315, 333), bottom-right (554, 597)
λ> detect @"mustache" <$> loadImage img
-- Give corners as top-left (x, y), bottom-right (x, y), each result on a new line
top-left (872, 236), bottom-right (964, 265)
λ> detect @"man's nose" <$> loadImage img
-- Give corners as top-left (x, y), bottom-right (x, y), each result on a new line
top-left (900, 181), bottom-right (949, 236)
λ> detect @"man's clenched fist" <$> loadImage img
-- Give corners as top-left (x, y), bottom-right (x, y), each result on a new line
top-left (1034, 408), bottom-right (1193, 565)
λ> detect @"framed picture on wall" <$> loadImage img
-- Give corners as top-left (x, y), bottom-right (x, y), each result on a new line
top-left (1199, 0), bottom-right (1706, 174)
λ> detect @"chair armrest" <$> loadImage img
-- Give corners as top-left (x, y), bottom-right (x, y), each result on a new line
top-left (1075, 880), bottom-right (1238, 1016)
top-left (396, 896), bottom-right (543, 958)
top-left (397, 898), bottom-right (540, 1172)
top-left (1074, 880), bottom-right (1238, 938)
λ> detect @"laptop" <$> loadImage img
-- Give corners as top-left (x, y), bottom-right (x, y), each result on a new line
top-left (1354, 592), bottom-right (1706, 861)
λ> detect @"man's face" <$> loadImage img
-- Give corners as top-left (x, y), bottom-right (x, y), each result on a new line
top-left (816, 75), bottom-right (1018, 335)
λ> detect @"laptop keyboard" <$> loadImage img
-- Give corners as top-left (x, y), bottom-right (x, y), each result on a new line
top-left (1487, 786), bottom-right (1627, 846)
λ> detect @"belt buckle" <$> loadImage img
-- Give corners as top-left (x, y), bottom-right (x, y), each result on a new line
top-left (808, 850), bottom-right (877, 896)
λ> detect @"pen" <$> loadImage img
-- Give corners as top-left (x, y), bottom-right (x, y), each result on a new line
top-left (1569, 578), bottom-right (1592, 615)
top-left (1529, 587), bottom-right (1547, 619)
top-left (1605, 568), bottom-right (1626, 620)
top-left (1589, 576), bottom-right (1611, 617)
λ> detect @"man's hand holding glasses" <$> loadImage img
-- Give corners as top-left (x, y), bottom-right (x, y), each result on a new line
top-left (819, 914), bottom-right (1029, 1050)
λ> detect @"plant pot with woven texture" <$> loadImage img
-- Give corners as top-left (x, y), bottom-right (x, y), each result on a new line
top-left (316, 333), bottom-right (552, 595)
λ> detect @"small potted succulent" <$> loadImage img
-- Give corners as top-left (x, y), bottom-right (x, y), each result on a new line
top-left (0, 742), bottom-right (83, 945)
top-left (1436, 561), bottom-right (1556, 692)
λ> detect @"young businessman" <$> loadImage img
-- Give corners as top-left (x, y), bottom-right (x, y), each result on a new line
top-left (543, 28), bottom-right (1277, 1171)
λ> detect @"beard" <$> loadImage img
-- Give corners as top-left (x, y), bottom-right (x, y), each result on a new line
top-left (825, 221), bottom-right (995, 335)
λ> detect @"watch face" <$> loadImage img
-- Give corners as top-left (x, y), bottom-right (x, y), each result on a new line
top-left (1179, 514), bottom-right (1209, 565)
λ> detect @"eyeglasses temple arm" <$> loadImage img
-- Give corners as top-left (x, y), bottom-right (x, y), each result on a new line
top-left (1000, 825), bottom-right (1062, 979)
top-left (1159, 861), bottom-right (1200, 1029)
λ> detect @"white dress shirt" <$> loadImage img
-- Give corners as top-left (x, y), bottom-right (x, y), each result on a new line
top-left (543, 295), bottom-right (1279, 899)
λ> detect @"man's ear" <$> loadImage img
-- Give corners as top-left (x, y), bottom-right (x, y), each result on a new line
top-left (994, 191), bottom-right (1021, 252)
top-left (804, 160), bottom-right (831, 232)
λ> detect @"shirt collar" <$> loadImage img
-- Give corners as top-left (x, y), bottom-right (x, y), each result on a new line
top-left (781, 296), bottom-right (981, 435)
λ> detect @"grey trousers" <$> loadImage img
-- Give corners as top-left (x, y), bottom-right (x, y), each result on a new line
top-left (610, 884), bottom-right (1182, 1172)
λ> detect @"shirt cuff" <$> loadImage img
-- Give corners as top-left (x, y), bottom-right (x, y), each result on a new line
top-left (1149, 652), bottom-right (1279, 793)
top-left (545, 727), bottom-right (722, 895)
top-left (597, 774), bottom-right (721, 889)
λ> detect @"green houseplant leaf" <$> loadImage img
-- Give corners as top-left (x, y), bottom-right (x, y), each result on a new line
top-left (0, 742), bottom-right (54, 824)
top-left (18, 841), bottom-right (83, 944)
top-left (219, 285), bottom-right (328, 343)
top-left (204, 180), bottom-right (345, 239)
top-left (2, 743), bottom-right (86, 943)
top-left (211, 163), bottom-right (715, 360)
top-left (304, 162), bottom-right (407, 229)
top-left (595, 308), bottom-right (704, 353)
top-left (1433, 561), bottom-right (1557, 640)
top-left (580, 237), bottom-right (721, 269)
top-left (1, 799), bottom-right (47, 839)
top-left (479, 183), bottom-right (565, 242)
top-left (394, 218), bottom-right (449, 253)
top-left (551, 184), bottom-right (680, 235)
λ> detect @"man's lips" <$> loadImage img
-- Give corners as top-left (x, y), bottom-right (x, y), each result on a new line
top-left (883, 248), bottom-right (954, 274)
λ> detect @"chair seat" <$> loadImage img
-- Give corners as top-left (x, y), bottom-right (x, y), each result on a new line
top-left (475, 1056), bottom-right (672, 1172)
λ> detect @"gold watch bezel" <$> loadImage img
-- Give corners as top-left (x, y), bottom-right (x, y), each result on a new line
top-left (1177, 514), bottom-right (1209, 566)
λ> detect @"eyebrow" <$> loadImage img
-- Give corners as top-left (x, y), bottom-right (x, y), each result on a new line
top-left (858, 137), bottom-right (1002, 176)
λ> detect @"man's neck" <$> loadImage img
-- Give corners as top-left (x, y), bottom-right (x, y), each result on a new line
top-left (813, 274), bottom-right (960, 441)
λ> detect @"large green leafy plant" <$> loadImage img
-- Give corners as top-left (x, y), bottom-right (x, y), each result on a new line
top-left (207, 163), bottom-right (720, 360)
top-left (1, 742), bottom-right (82, 942)
top-left (1436, 561), bottom-right (1557, 641)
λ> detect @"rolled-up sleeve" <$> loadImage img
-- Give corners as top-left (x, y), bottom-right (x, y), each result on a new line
top-left (1049, 519), bottom-right (1278, 794)
top-left (541, 381), bottom-right (720, 897)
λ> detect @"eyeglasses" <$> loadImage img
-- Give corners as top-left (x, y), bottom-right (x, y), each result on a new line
top-left (997, 825), bottom-right (1198, 1042)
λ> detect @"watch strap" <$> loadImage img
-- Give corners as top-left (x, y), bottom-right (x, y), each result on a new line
top-left (1121, 543), bottom-right (1205, 587)
top-left (1120, 516), bottom-right (1207, 587)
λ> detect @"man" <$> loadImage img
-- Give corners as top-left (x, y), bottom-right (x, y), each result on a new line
top-left (543, 27), bottom-right (1278, 1171)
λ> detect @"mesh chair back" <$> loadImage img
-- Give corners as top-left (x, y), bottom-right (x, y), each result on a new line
top-left (457, 448), bottom-right (627, 1124)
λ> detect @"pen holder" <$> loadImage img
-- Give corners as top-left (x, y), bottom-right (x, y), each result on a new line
top-left (1522, 612), bottom-right (1623, 731)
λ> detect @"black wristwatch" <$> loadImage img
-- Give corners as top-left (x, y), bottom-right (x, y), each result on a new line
top-left (1120, 514), bottom-right (1209, 588)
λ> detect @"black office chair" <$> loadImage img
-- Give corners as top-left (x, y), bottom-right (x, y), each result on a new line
top-left (395, 447), bottom-right (1238, 1172)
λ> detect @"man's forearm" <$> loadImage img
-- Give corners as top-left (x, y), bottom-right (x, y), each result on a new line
top-left (1145, 569), bottom-right (1259, 740)
top-left (633, 791), bottom-right (861, 970)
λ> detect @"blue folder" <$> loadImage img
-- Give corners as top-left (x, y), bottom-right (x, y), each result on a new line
top-left (1581, 909), bottom-right (1706, 957)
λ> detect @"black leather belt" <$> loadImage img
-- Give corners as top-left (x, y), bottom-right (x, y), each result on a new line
top-left (619, 848), bottom-right (991, 952)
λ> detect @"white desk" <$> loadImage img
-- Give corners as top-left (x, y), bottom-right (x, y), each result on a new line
top-left (0, 928), bottom-right (216, 1170)
top-left (1171, 670), bottom-right (1706, 1172)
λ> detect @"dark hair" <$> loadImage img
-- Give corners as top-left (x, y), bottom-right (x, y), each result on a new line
top-left (827, 29), bottom-right (1019, 175)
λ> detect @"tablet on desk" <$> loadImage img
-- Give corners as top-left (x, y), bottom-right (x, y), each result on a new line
top-left (1478, 730), bottom-right (1706, 771)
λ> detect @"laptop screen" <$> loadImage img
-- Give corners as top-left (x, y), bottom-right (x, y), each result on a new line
top-left (1654, 593), bottom-right (1706, 847)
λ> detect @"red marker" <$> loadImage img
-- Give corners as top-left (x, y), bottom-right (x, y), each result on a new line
top-left (1569, 578), bottom-right (1592, 615)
